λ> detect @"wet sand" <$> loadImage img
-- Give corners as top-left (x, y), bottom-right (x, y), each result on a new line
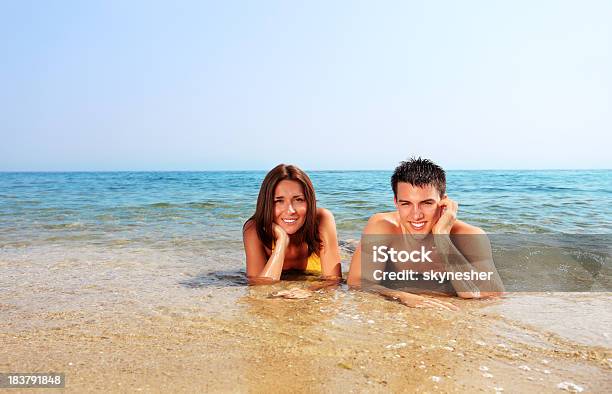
top-left (1, 244), bottom-right (610, 392)
top-left (1, 280), bottom-right (610, 393)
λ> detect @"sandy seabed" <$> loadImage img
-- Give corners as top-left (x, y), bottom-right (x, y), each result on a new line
top-left (1, 280), bottom-right (611, 393)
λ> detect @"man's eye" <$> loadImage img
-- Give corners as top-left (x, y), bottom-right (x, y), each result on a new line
top-left (424, 201), bottom-right (433, 205)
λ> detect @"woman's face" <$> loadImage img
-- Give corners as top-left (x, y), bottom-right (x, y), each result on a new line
top-left (273, 180), bottom-right (307, 235)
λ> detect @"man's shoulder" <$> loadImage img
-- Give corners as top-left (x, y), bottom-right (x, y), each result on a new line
top-left (364, 212), bottom-right (401, 234)
top-left (451, 220), bottom-right (486, 235)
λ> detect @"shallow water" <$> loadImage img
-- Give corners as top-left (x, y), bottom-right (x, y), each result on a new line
top-left (1, 241), bottom-right (610, 352)
top-left (1, 171), bottom-right (611, 391)
top-left (1, 243), bottom-right (610, 392)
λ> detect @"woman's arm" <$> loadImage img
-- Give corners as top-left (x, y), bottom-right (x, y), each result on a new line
top-left (317, 208), bottom-right (342, 280)
top-left (243, 221), bottom-right (289, 284)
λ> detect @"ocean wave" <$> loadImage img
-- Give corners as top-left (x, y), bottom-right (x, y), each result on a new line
top-left (146, 201), bottom-right (231, 210)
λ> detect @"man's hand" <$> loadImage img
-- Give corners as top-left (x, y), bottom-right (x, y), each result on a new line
top-left (273, 223), bottom-right (290, 248)
top-left (432, 197), bottom-right (458, 235)
top-left (396, 292), bottom-right (459, 311)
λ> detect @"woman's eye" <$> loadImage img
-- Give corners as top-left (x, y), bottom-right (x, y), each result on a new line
top-left (296, 198), bottom-right (304, 202)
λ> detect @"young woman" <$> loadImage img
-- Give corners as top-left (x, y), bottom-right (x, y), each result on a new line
top-left (243, 164), bottom-right (342, 283)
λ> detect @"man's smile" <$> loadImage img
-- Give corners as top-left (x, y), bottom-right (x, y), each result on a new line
top-left (409, 221), bottom-right (426, 230)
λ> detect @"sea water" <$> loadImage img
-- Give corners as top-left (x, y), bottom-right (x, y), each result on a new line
top-left (0, 170), bottom-right (610, 347)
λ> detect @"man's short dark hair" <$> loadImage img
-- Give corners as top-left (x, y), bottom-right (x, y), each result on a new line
top-left (391, 157), bottom-right (446, 198)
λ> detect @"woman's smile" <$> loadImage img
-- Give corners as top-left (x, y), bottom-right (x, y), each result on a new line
top-left (274, 180), bottom-right (307, 234)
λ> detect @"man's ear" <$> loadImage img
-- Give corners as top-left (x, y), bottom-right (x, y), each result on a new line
top-left (441, 194), bottom-right (448, 200)
top-left (393, 196), bottom-right (398, 207)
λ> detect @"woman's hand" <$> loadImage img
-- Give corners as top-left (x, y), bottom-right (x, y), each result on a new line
top-left (273, 223), bottom-right (290, 248)
top-left (396, 292), bottom-right (459, 311)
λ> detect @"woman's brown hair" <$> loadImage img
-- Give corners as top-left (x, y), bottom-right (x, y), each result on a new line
top-left (245, 164), bottom-right (321, 255)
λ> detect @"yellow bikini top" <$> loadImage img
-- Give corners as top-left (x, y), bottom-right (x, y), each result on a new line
top-left (270, 242), bottom-right (321, 274)
top-left (305, 253), bottom-right (322, 273)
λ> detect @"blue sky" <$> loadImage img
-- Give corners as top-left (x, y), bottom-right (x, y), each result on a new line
top-left (1, 0), bottom-right (610, 171)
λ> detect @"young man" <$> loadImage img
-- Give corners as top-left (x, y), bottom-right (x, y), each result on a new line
top-left (347, 158), bottom-right (504, 310)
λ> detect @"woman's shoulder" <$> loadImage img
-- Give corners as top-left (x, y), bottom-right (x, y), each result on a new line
top-left (243, 219), bottom-right (270, 252)
top-left (316, 207), bottom-right (335, 223)
top-left (316, 207), bottom-right (337, 236)
top-left (243, 219), bottom-right (258, 236)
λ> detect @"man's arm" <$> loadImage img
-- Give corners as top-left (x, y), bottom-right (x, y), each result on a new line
top-left (348, 213), bottom-right (459, 310)
top-left (347, 214), bottom-right (389, 289)
top-left (369, 284), bottom-right (459, 310)
top-left (433, 198), bottom-right (505, 298)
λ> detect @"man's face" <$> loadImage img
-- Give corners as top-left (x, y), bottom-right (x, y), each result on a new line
top-left (394, 182), bottom-right (443, 235)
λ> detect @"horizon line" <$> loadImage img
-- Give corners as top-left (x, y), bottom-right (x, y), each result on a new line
top-left (1, 168), bottom-right (611, 173)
